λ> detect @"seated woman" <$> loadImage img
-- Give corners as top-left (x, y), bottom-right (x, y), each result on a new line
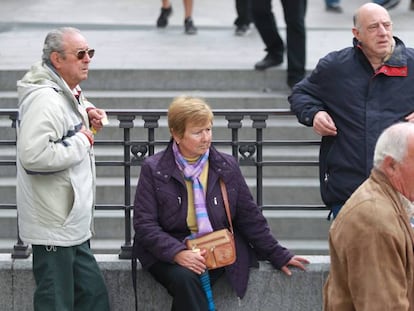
top-left (133, 96), bottom-right (309, 310)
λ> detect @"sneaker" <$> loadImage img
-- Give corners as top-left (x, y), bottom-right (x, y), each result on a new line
top-left (326, 3), bottom-right (343, 13)
top-left (235, 24), bottom-right (250, 36)
top-left (157, 6), bottom-right (172, 28)
top-left (184, 17), bottom-right (197, 35)
top-left (254, 53), bottom-right (283, 71)
top-left (373, 0), bottom-right (401, 9)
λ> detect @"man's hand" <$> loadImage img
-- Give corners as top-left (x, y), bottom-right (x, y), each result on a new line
top-left (80, 125), bottom-right (94, 146)
top-left (313, 111), bottom-right (337, 136)
top-left (405, 112), bottom-right (414, 123)
top-left (87, 108), bottom-right (108, 133)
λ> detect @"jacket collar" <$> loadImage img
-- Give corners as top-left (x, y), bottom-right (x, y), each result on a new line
top-left (354, 36), bottom-right (408, 77)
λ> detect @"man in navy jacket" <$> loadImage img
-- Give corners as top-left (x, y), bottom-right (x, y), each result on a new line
top-left (289, 3), bottom-right (414, 218)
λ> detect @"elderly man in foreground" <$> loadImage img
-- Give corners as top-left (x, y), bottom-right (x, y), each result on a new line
top-left (324, 122), bottom-right (414, 310)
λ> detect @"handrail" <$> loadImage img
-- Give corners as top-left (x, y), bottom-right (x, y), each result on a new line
top-left (0, 108), bottom-right (326, 259)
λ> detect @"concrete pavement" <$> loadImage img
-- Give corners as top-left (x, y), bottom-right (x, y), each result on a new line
top-left (0, 0), bottom-right (413, 72)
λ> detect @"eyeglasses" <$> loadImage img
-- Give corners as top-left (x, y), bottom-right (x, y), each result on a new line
top-left (72, 48), bottom-right (95, 60)
top-left (366, 21), bottom-right (393, 33)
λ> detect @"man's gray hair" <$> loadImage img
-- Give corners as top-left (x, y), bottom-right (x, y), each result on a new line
top-left (373, 122), bottom-right (414, 168)
top-left (42, 27), bottom-right (81, 66)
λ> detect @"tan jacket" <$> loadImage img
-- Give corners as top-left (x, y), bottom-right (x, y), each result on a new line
top-left (324, 169), bottom-right (414, 311)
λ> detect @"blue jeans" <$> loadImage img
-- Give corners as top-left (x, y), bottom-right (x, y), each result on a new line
top-left (330, 203), bottom-right (344, 219)
top-left (325, 0), bottom-right (340, 5)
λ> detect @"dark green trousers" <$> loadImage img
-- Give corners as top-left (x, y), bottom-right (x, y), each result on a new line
top-left (32, 241), bottom-right (110, 311)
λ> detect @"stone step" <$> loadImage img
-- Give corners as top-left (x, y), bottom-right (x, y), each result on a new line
top-left (0, 238), bottom-right (329, 261)
top-left (0, 175), bottom-right (323, 207)
top-left (0, 114), bottom-right (320, 142)
top-left (0, 89), bottom-right (291, 109)
top-left (0, 159), bottom-right (319, 179)
top-left (1, 69), bottom-right (288, 92)
top-left (0, 209), bottom-right (329, 241)
top-left (0, 238), bottom-right (329, 256)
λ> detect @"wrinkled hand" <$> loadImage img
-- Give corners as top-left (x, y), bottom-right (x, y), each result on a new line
top-left (80, 125), bottom-right (94, 145)
top-left (313, 111), bottom-right (337, 136)
top-left (88, 108), bottom-right (107, 133)
top-left (174, 249), bottom-right (207, 274)
top-left (280, 256), bottom-right (310, 276)
top-left (405, 112), bottom-right (414, 123)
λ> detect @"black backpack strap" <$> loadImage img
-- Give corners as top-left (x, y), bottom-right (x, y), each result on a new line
top-left (132, 257), bottom-right (138, 311)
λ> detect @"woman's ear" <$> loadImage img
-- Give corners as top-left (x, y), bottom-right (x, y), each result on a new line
top-left (170, 129), bottom-right (179, 144)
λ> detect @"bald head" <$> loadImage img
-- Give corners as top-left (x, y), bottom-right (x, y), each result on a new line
top-left (353, 3), bottom-right (390, 28)
top-left (351, 3), bottom-right (394, 68)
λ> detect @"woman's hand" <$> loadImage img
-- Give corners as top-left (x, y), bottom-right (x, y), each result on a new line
top-left (174, 249), bottom-right (207, 274)
top-left (280, 256), bottom-right (310, 276)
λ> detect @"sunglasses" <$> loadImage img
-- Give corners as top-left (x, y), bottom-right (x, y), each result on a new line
top-left (73, 48), bottom-right (95, 60)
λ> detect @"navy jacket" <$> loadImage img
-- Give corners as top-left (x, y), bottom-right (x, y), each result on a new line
top-left (133, 142), bottom-right (293, 298)
top-left (289, 36), bottom-right (414, 206)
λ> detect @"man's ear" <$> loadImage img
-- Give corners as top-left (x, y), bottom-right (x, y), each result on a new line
top-left (383, 155), bottom-right (396, 175)
top-left (50, 51), bottom-right (62, 69)
top-left (352, 27), bottom-right (360, 42)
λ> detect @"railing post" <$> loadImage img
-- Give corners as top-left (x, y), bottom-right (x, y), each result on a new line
top-left (12, 231), bottom-right (31, 259)
top-left (118, 114), bottom-right (136, 259)
top-left (142, 114), bottom-right (160, 156)
top-left (9, 112), bottom-right (31, 259)
top-left (251, 114), bottom-right (268, 208)
top-left (225, 114), bottom-right (243, 159)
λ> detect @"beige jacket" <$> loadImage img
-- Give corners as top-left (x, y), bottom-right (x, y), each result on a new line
top-left (324, 169), bottom-right (414, 311)
top-left (16, 61), bottom-right (96, 246)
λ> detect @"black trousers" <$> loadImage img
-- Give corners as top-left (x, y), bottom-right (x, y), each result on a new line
top-left (251, 0), bottom-right (307, 84)
top-left (32, 242), bottom-right (110, 311)
top-left (149, 262), bottom-right (224, 311)
top-left (234, 0), bottom-right (251, 27)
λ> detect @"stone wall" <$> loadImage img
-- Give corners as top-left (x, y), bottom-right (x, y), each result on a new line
top-left (0, 254), bottom-right (329, 311)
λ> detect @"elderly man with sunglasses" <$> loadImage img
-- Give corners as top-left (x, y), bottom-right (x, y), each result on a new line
top-left (16, 27), bottom-right (110, 311)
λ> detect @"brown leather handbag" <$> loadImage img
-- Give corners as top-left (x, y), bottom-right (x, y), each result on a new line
top-left (185, 180), bottom-right (236, 269)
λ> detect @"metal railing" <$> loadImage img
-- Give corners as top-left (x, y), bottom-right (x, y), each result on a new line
top-left (0, 108), bottom-right (326, 259)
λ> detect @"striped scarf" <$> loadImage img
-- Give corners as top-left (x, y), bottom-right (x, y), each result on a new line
top-left (173, 142), bottom-right (216, 311)
top-left (173, 141), bottom-right (213, 237)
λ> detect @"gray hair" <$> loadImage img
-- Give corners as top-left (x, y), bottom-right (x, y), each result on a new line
top-left (373, 122), bottom-right (414, 169)
top-left (42, 27), bottom-right (81, 65)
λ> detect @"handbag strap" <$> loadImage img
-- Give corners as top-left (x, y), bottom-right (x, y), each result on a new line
top-left (219, 179), bottom-right (233, 234)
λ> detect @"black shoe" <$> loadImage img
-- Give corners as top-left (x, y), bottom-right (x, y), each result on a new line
top-left (325, 3), bottom-right (343, 13)
top-left (184, 17), bottom-right (197, 35)
top-left (254, 54), bottom-right (283, 71)
top-left (157, 6), bottom-right (172, 28)
top-left (411, 0), bottom-right (414, 10)
top-left (374, 0), bottom-right (401, 9)
top-left (235, 24), bottom-right (250, 36)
